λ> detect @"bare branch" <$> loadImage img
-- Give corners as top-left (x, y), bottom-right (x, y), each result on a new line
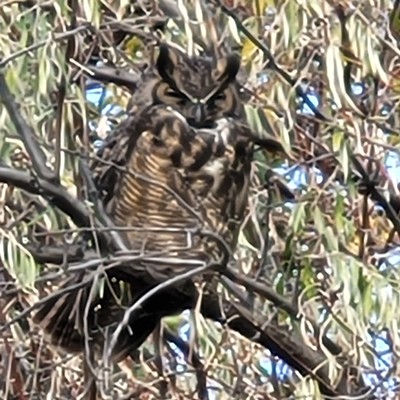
top-left (210, 0), bottom-right (330, 122)
top-left (164, 329), bottom-right (209, 400)
top-left (0, 164), bottom-right (128, 251)
top-left (0, 74), bottom-right (57, 182)
top-left (201, 283), bottom-right (375, 399)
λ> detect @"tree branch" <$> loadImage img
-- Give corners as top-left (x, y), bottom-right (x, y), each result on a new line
top-left (200, 285), bottom-right (375, 399)
top-left (164, 329), bottom-right (209, 400)
top-left (0, 164), bottom-right (127, 251)
top-left (211, 0), bottom-right (329, 122)
top-left (83, 65), bottom-right (140, 92)
top-left (0, 74), bottom-right (57, 182)
top-left (223, 269), bottom-right (342, 355)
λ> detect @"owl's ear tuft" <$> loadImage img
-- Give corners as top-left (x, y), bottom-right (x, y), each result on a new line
top-left (156, 44), bottom-right (181, 85)
top-left (215, 53), bottom-right (241, 84)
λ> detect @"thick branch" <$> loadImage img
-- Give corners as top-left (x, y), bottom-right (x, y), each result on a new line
top-left (350, 153), bottom-right (400, 236)
top-left (0, 74), bottom-right (57, 182)
top-left (200, 288), bottom-right (375, 399)
top-left (84, 65), bottom-right (139, 92)
top-left (223, 270), bottom-right (342, 355)
top-left (0, 164), bottom-right (128, 251)
top-left (25, 244), bottom-right (85, 265)
top-left (164, 329), bottom-right (208, 400)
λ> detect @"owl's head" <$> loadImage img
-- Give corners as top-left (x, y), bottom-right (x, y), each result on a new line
top-left (153, 44), bottom-right (243, 128)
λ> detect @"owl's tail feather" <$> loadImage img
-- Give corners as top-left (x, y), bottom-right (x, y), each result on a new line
top-left (33, 273), bottom-right (95, 353)
top-left (32, 273), bottom-right (159, 360)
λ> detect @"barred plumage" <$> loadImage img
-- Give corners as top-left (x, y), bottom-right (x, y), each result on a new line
top-left (104, 107), bottom-right (253, 254)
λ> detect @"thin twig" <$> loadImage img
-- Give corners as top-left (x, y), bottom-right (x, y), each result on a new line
top-left (211, 0), bottom-right (330, 121)
top-left (0, 25), bottom-right (89, 68)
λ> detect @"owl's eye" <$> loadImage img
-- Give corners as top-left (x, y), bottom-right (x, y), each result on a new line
top-left (210, 91), bottom-right (226, 103)
top-left (161, 88), bottom-right (188, 107)
top-left (165, 88), bottom-right (188, 100)
top-left (165, 89), bottom-right (182, 98)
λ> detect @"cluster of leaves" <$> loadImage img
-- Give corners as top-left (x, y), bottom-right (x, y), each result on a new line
top-left (1, 0), bottom-right (400, 399)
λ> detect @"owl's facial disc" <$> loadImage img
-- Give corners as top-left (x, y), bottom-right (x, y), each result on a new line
top-left (154, 44), bottom-right (242, 127)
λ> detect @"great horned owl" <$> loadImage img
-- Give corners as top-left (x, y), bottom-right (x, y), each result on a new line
top-left (33, 43), bottom-right (255, 362)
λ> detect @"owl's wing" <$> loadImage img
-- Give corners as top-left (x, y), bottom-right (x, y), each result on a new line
top-left (90, 112), bottom-right (142, 206)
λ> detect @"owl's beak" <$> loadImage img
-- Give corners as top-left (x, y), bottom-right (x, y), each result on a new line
top-left (188, 101), bottom-right (214, 128)
top-left (193, 103), bottom-right (205, 125)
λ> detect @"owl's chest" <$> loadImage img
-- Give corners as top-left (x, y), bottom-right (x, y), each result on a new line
top-left (107, 106), bottom-right (253, 256)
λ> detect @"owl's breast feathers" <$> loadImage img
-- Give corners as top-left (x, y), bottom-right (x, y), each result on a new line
top-left (91, 105), bottom-right (253, 270)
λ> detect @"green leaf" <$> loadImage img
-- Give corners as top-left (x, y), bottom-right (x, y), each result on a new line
top-left (291, 202), bottom-right (306, 234)
top-left (332, 130), bottom-right (344, 153)
top-left (313, 206), bottom-right (325, 235)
